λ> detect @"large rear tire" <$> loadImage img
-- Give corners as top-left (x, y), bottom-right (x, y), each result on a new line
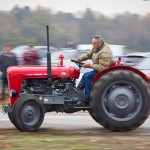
top-left (90, 70), bottom-right (150, 131)
top-left (12, 95), bottom-right (45, 132)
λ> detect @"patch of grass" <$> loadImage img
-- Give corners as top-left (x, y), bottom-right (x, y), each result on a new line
top-left (0, 128), bottom-right (150, 150)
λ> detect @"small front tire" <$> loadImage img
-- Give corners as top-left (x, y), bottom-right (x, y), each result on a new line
top-left (12, 95), bottom-right (45, 132)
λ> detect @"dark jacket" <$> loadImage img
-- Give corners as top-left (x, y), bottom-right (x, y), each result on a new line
top-left (23, 50), bottom-right (40, 65)
top-left (0, 52), bottom-right (18, 78)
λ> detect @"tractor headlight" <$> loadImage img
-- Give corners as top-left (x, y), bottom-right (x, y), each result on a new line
top-left (9, 90), bottom-right (17, 97)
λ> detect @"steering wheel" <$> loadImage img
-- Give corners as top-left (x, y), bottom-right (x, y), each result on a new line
top-left (71, 59), bottom-right (84, 68)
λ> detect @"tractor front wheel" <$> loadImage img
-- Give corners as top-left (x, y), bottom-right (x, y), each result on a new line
top-left (12, 95), bottom-right (45, 132)
top-left (8, 111), bottom-right (15, 125)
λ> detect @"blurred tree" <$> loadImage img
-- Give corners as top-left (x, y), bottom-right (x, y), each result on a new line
top-left (0, 6), bottom-right (149, 52)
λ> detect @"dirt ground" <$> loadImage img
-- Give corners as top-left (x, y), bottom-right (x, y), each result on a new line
top-left (0, 127), bottom-right (150, 150)
top-left (0, 94), bottom-right (150, 150)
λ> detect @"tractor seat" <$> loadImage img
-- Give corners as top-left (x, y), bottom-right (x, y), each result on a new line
top-left (112, 57), bottom-right (122, 67)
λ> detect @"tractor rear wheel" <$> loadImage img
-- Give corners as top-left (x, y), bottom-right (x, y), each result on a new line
top-left (90, 70), bottom-right (150, 131)
top-left (12, 95), bottom-right (45, 132)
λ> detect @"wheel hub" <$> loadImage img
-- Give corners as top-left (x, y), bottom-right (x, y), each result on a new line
top-left (107, 86), bottom-right (136, 117)
top-left (24, 106), bottom-right (34, 118)
top-left (21, 103), bottom-right (40, 125)
top-left (116, 95), bottom-right (128, 108)
top-left (27, 110), bottom-right (33, 117)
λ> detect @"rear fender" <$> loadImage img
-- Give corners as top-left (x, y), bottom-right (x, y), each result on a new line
top-left (93, 66), bottom-right (149, 84)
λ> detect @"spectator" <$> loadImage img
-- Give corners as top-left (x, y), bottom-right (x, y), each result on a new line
top-left (23, 44), bottom-right (40, 65)
top-left (0, 43), bottom-right (18, 100)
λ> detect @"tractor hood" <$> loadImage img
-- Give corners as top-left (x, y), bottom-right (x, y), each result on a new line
top-left (7, 65), bottom-right (80, 79)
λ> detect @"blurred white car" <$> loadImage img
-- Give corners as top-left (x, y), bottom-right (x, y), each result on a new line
top-left (120, 52), bottom-right (150, 67)
top-left (136, 57), bottom-right (150, 70)
top-left (136, 57), bottom-right (150, 80)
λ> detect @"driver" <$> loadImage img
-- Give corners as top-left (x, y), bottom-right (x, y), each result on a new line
top-left (71, 35), bottom-right (113, 102)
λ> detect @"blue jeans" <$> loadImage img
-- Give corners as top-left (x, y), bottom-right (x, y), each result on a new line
top-left (77, 70), bottom-right (97, 97)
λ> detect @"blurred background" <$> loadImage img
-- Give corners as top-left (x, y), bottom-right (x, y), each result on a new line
top-left (0, 0), bottom-right (149, 50)
top-left (0, 0), bottom-right (149, 67)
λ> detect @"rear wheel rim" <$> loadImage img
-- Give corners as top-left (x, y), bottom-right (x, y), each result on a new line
top-left (102, 81), bottom-right (142, 121)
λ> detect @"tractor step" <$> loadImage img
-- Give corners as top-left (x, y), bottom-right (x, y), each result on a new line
top-left (74, 106), bottom-right (91, 110)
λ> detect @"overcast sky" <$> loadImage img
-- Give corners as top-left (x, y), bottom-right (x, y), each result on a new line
top-left (0, 0), bottom-right (149, 16)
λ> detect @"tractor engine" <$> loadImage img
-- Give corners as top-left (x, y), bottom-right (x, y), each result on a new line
top-left (21, 78), bottom-right (86, 113)
top-left (21, 78), bottom-right (75, 95)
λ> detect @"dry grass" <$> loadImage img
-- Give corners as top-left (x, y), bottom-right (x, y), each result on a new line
top-left (0, 128), bottom-right (150, 150)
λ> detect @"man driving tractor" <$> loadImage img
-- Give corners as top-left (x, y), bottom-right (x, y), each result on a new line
top-left (71, 35), bottom-right (113, 101)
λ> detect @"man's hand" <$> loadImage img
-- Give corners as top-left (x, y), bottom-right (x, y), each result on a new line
top-left (82, 63), bottom-right (91, 68)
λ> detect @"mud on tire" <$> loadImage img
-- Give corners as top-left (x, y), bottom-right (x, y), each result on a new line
top-left (90, 70), bottom-right (150, 131)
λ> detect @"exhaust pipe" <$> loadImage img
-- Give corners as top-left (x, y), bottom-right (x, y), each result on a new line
top-left (46, 25), bottom-right (52, 84)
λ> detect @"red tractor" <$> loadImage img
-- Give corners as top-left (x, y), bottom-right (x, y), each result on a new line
top-left (3, 27), bottom-right (150, 132)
